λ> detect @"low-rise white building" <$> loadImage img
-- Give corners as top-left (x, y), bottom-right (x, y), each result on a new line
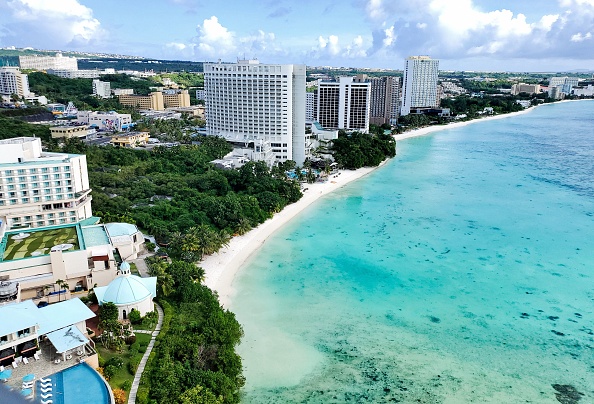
top-left (76, 111), bottom-right (133, 132)
top-left (92, 80), bottom-right (110, 98)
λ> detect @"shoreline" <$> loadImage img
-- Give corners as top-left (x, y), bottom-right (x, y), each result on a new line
top-left (201, 101), bottom-right (559, 307)
top-left (201, 162), bottom-right (385, 306)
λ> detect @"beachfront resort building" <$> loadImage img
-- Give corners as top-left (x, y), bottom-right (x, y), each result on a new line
top-left (18, 53), bottom-right (78, 71)
top-left (0, 298), bottom-right (98, 367)
top-left (204, 60), bottom-right (307, 165)
top-left (511, 83), bottom-right (541, 95)
top-left (401, 56), bottom-right (439, 116)
top-left (0, 137), bottom-right (145, 303)
top-left (316, 76), bottom-right (371, 132)
top-left (548, 76), bottom-right (580, 98)
top-left (0, 67), bottom-right (31, 98)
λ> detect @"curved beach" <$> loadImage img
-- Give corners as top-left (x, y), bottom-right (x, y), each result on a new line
top-left (201, 105), bottom-right (543, 307)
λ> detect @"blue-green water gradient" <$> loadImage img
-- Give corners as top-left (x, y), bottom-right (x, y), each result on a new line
top-left (231, 101), bottom-right (594, 403)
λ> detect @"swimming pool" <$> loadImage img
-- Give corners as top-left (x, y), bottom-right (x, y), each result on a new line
top-left (41, 363), bottom-right (110, 404)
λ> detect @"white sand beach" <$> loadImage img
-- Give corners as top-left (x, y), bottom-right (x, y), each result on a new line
top-left (201, 105), bottom-right (544, 307)
top-left (201, 163), bottom-right (383, 306)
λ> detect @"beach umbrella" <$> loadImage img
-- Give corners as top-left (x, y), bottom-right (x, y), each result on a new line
top-left (0, 368), bottom-right (12, 381)
top-left (20, 388), bottom-right (33, 397)
top-left (22, 373), bottom-right (35, 382)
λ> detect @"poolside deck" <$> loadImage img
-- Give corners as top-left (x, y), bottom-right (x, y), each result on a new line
top-left (3, 339), bottom-right (96, 392)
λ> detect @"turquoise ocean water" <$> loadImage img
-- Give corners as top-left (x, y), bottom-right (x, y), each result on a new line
top-left (231, 100), bottom-right (594, 403)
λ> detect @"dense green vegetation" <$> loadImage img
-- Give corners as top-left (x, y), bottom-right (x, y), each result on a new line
top-left (153, 72), bottom-right (204, 88)
top-left (440, 94), bottom-right (525, 117)
top-left (0, 115), bottom-right (51, 140)
top-left (54, 137), bottom-right (302, 249)
top-left (331, 130), bottom-right (396, 169)
top-left (136, 260), bottom-right (243, 404)
top-left (27, 71), bottom-right (151, 112)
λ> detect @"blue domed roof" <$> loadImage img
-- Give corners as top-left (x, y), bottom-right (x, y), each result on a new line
top-left (100, 274), bottom-right (152, 305)
top-left (120, 261), bottom-right (131, 272)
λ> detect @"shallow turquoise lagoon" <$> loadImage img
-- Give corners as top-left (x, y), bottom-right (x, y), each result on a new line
top-left (231, 101), bottom-right (594, 403)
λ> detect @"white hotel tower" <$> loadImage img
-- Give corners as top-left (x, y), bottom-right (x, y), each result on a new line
top-left (0, 137), bottom-right (92, 234)
top-left (401, 56), bottom-right (439, 116)
top-left (204, 60), bottom-right (306, 165)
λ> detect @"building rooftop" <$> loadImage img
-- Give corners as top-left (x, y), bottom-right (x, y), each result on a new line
top-left (0, 298), bottom-right (94, 337)
top-left (37, 298), bottom-right (95, 335)
top-left (2, 226), bottom-right (80, 262)
top-left (94, 273), bottom-right (156, 305)
top-left (0, 299), bottom-right (38, 337)
top-left (80, 225), bottom-right (110, 248)
top-left (104, 222), bottom-right (138, 238)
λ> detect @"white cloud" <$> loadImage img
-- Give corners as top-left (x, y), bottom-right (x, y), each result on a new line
top-left (196, 16), bottom-right (235, 56)
top-left (571, 32), bottom-right (592, 41)
top-left (366, 0), bottom-right (594, 63)
top-left (311, 34), bottom-right (369, 59)
top-left (164, 16), bottom-right (282, 60)
top-left (383, 26), bottom-right (395, 47)
top-left (0, 0), bottom-right (105, 48)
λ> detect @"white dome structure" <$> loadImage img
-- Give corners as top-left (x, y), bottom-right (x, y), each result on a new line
top-left (93, 262), bottom-right (157, 320)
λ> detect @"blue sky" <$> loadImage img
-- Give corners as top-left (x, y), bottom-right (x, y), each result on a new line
top-left (1, 0), bottom-right (593, 71)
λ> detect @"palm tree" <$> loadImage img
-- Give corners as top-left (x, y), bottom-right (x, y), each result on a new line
top-left (235, 218), bottom-right (252, 236)
top-left (55, 279), bottom-right (69, 302)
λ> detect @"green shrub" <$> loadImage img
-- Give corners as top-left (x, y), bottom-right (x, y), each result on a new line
top-left (103, 364), bottom-right (117, 380)
top-left (129, 309), bottom-right (142, 325)
top-left (138, 345), bottom-right (147, 354)
top-left (129, 356), bottom-right (141, 374)
top-left (98, 354), bottom-right (106, 368)
top-left (121, 380), bottom-right (132, 391)
top-left (136, 387), bottom-right (149, 404)
top-left (106, 356), bottom-right (124, 368)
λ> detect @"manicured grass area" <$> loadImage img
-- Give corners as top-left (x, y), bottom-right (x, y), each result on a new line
top-left (97, 332), bottom-right (151, 400)
top-left (129, 262), bottom-right (140, 276)
top-left (3, 226), bottom-right (79, 260)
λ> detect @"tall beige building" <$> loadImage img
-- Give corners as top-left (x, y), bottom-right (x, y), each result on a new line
top-left (0, 67), bottom-right (30, 98)
top-left (118, 90), bottom-right (190, 110)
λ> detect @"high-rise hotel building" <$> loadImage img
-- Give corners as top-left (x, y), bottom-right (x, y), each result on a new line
top-left (401, 56), bottom-right (439, 116)
top-left (0, 137), bottom-right (92, 232)
top-left (204, 60), bottom-right (306, 165)
top-left (0, 67), bottom-right (31, 98)
top-left (317, 77), bottom-right (371, 132)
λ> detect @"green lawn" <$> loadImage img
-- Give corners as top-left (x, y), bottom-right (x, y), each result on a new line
top-left (97, 332), bottom-right (151, 400)
top-left (3, 227), bottom-right (79, 260)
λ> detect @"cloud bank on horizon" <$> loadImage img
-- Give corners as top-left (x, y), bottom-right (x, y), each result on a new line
top-left (0, 0), bottom-right (593, 71)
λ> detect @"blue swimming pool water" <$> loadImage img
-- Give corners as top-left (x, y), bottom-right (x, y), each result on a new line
top-left (45, 363), bottom-right (110, 404)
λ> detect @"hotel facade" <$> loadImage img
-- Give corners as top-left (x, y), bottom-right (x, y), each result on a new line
top-left (317, 77), bottom-right (371, 132)
top-left (204, 60), bottom-right (306, 165)
top-left (401, 56), bottom-right (439, 116)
